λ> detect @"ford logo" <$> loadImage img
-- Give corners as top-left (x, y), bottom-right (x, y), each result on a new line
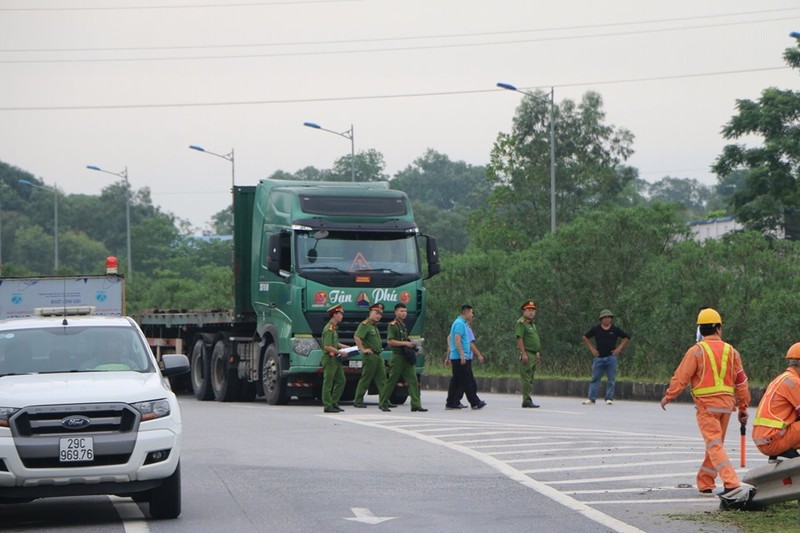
top-left (61, 416), bottom-right (91, 430)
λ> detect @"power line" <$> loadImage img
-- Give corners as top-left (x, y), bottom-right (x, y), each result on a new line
top-left (0, 0), bottom-right (360, 12)
top-left (1, 7), bottom-right (797, 53)
top-left (0, 65), bottom-right (788, 112)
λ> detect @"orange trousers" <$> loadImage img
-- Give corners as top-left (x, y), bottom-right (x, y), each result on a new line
top-left (695, 407), bottom-right (740, 491)
top-left (754, 422), bottom-right (800, 456)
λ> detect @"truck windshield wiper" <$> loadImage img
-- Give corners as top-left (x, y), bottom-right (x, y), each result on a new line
top-left (301, 266), bottom-right (349, 274)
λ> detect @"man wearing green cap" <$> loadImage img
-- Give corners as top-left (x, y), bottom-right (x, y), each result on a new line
top-left (581, 309), bottom-right (630, 405)
top-left (353, 302), bottom-right (390, 410)
top-left (516, 300), bottom-right (541, 408)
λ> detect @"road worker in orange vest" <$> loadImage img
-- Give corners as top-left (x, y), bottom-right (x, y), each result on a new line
top-left (660, 308), bottom-right (753, 503)
top-left (752, 342), bottom-right (800, 461)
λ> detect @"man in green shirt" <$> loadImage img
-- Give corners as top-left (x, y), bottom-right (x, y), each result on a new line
top-left (321, 304), bottom-right (349, 413)
top-left (380, 303), bottom-right (427, 412)
top-left (353, 302), bottom-right (389, 410)
top-left (516, 300), bottom-right (542, 408)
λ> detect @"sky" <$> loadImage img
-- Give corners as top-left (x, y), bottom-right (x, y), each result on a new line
top-left (1, 0), bottom-right (798, 232)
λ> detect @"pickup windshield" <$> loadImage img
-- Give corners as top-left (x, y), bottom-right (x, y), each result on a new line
top-left (0, 326), bottom-right (154, 375)
top-left (296, 232), bottom-right (420, 276)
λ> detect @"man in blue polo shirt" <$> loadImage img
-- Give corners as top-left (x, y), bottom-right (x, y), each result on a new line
top-left (446, 304), bottom-right (486, 410)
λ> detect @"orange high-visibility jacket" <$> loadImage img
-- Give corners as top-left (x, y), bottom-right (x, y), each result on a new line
top-left (753, 368), bottom-right (800, 430)
top-left (664, 335), bottom-right (750, 411)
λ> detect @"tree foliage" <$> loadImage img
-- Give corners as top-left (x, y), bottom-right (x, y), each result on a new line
top-left (474, 91), bottom-right (635, 249)
top-left (712, 38), bottom-right (800, 235)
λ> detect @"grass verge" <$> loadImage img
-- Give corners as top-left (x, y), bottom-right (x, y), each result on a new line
top-left (668, 501), bottom-right (799, 532)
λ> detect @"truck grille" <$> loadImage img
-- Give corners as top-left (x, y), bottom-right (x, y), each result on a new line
top-left (9, 403), bottom-right (139, 469)
top-left (306, 311), bottom-right (418, 346)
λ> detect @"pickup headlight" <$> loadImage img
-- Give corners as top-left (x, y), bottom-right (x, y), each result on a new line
top-left (292, 336), bottom-right (320, 357)
top-left (132, 399), bottom-right (171, 421)
top-left (0, 407), bottom-right (19, 427)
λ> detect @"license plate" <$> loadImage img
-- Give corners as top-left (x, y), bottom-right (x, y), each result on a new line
top-left (59, 436), bottom-right (94, 462)
top-left (348, 360), bottom-right (362, 369)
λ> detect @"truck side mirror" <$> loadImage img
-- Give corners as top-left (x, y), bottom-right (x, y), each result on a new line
top-left (267, 233), bottom-right (282, 274)
top-left (424, 235), bottom-right (440, 279)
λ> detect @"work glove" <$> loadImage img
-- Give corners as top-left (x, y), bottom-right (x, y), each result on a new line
top-left (738, 410), bottom-right (748, 425)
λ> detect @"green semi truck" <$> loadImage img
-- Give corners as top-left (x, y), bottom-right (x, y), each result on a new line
top-left (138, 178), bottom-right (440, 405)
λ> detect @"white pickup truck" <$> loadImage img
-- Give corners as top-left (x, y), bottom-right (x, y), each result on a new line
top-left (0, 306), bottom-right (189, 519)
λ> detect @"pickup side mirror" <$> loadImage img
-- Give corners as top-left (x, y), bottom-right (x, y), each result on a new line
top-left (423, 235), bottom-right (440, 279)
top-left (267, 233), bottom-right (282, 274)
top-left (160, 353), bottom-right (190, 377)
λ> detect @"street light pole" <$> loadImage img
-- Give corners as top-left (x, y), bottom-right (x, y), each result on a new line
top-left (497, 82), bottom-right (557, 234)
top-left (189, 145), bottom-right (235, 190)
top-left (86, 165), bottom-right (132, 278)
top-left (18, 180), bottom-right (59, 272)
top-left (303, 122), bottom-right (355, 182)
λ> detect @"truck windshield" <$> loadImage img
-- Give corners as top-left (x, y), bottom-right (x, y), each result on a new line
top-left (296, 232), bottom-right (420, 275)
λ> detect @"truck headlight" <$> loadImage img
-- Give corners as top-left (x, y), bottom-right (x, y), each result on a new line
top-left (132, 399), bottom-right (171, 421)
top-left (292, 337), bottom-right (320, 357)
top-left (0, 407), bottom-right (19, 427)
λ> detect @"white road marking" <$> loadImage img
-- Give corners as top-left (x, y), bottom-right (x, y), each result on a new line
top-left (490, 445), bottom-right (698, 457)
top-left (521, 459), bottom-right (698, 474)
top-left (344, 507), bottom-right (397, 524)
top-left (110, 495), bottom-right (150, 533)
top-left (338, 415), bottom-right (646, 533)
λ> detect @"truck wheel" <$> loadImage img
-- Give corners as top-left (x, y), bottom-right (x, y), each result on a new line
top-left (211, 340), bottom-right (241, 402)
top-left (191, 339), bottom-right (213, 401)
top-left (148, 463), bottom-right (181, 519)
top-left (238, 381), bottom-right (257, 402)
top-left (390, 388), bottom-right (409, 405)
top-left (261, 344), bottom-right (289, 405)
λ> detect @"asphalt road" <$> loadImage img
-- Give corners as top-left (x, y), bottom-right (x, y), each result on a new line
top-left (1, 390), bottom-right (760, 533)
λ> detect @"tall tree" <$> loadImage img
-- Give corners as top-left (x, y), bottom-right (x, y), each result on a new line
top-left (474, 91), bottom-right (635, 250)
top-left (712, 37), bottom-right (800, 234)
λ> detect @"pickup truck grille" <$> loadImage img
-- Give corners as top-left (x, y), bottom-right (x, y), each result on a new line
top-left (9, 403), bottom-right (139, 469)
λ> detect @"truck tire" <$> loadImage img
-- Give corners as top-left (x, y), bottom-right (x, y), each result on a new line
top-left (148, 463), bottom-right (181, 519)
top-left (191, 339), bottom-right (214, 401)
top-left (390, 388), bottom-right (409, 405)
top-left (238, 381), bottom-right (257, 402)
top-left (261, 344), bottom-right (289, 405)
top-left (211, 340), bottom-right (241, 402)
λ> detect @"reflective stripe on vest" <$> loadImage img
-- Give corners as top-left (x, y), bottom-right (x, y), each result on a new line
top-left (753, 370), bottom-right (793, 430)
top-left (691, 341), bottom-right (735, 397)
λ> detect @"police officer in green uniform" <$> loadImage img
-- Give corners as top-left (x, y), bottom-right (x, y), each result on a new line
top-left (380, 302), bottom-right (428, 412)
top-left (353, 302), bottom-right (390, 410)
top-left (321, 304), bottom-right (349, 413)
top-left (516, 300), bottom-right (542, 408)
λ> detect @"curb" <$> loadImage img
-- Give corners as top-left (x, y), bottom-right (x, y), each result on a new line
top-left (420, 374), bottom-right (764, 405)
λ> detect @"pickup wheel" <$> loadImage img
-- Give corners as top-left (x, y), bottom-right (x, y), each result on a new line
top-left (148, 463), bottom-right (181, 519)
top-left (211, 340), bottom-right (241, 402)
top-left (191, 339), bottom-right (214, 401)
top-left (261, 344), bottom-right (289, 405)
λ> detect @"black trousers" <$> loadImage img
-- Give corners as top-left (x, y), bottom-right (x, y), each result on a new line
top-left (446, 359), bottom-right (481, 407)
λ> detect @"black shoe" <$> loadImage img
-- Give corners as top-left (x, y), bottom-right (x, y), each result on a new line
top-left (379, 405), bottom-right (391, 412)
top-left (411, 407), bottom-right (428, 412)
top-left (459, 403), bottom-right (468, 408)
top-left (388, 403), bottom-right (398, 408)
top-left (353, 402), bottom-right (367, 408)
top-left (522, 402), bottom-right (540, 408)
top-left (334, 406), bottom-right (345, 412)
top-left (445, 404), bottom-right (462, 410)
top-left (324, 407), bottom-right (339, 413)
top-left (471, 401), bottom-right (487, 410)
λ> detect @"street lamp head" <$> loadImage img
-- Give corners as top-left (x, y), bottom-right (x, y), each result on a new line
top-left (791, 31), bottom-right (800, 39)
top-left (18, 179), bottom-right (33, 186)
top-left (189, 145), bottom-right (206, 152)
top-left (86, 165), bottom-right (101, 172)
top-left (497, 82), bottom-right (518, 92)
top-left (303, 121), bottom-right (321, 129)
